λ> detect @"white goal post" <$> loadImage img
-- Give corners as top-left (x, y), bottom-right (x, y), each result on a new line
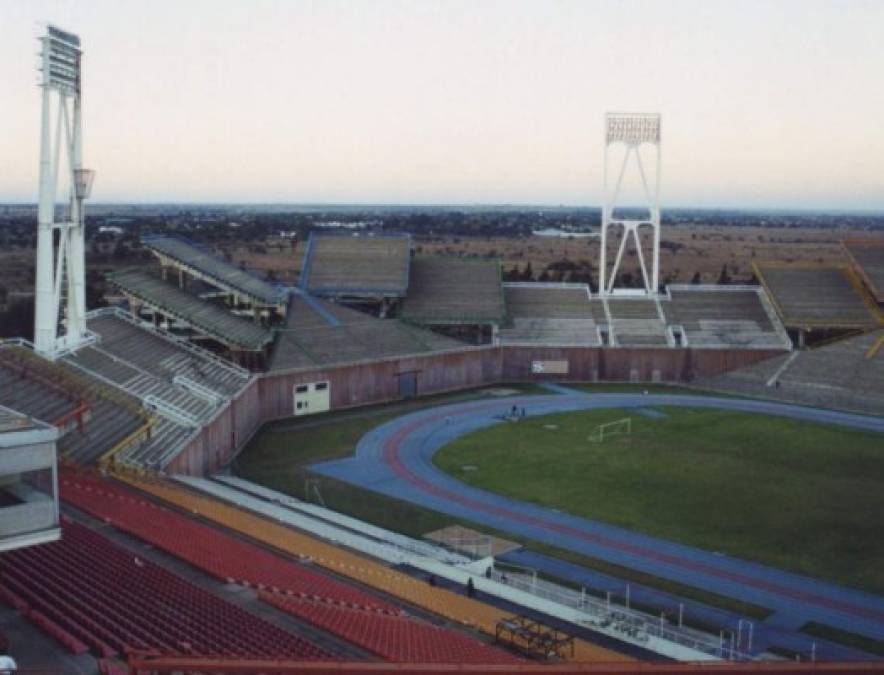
top-left (588, 418), bottom-right (632, 443)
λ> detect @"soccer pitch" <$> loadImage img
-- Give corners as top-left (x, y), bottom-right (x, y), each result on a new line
top-left (434, 407), bottom-right (884, 594)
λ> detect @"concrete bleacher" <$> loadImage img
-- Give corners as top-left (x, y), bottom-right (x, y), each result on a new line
top-left (701, 330), bottom-right (884, 416)
top-left (86, 311), bottom-right (252, 398)
top-left (109, 269), bottom-right (274, 352)
top-left (499, 283), bottom-right (602, 346)
top-left (56, 309), bottom-right (254, 469)
top-left (143, 235), bottom-right (285, 308)
top-left (400, 257), bottom-right (505, 325)
top-left (270, 294), bottom-right (466, 372)
top-left (605, 297), bottom-right (670, 347)
top-left (843, 238), bottom-right (884, 304)
top-left (504, 283), bottom-right (594, 319)
top-left (754, 263), bottom-right (881, 329)
top-left (0, 346), bottom-right (149, 466)
top-left (65, 345), bottom-right (218, 424)
top-left (301, 233), bottom-right (411, 298)
top-left (663, 286), bottom-right (791, 349)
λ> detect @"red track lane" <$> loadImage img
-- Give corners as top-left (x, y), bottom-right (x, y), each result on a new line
top-left (380, 403), bottom-right (884, 625)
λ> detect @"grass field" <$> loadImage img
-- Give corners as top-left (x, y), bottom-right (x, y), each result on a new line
top-left (434, 407), bottom-right (884, 594)
top-left (235, 385), bottom-right (778, 622)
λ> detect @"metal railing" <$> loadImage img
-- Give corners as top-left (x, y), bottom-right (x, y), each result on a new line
top-left (488, 568), bottom-right (756, 661)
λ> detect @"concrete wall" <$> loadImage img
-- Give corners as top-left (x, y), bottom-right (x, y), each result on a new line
top-left (171, 345), bottom-right (786, 476)
top-left (167, 378), bottom-right (263, 476)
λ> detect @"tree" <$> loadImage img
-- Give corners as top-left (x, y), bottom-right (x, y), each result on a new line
top-left (690, 271), bottom-right (702, 285)
top-left (521, 262), bottom-right (534, 281)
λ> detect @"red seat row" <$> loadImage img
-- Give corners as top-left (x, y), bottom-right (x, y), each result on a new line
top-left (60, 473), bottom-right (397, 614)
top-left (263, 592), bottom-right (521, 664)
top-left (0, 519), bottom-right (333, 660)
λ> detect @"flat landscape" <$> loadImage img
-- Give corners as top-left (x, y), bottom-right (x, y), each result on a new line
top-left (433, 407), bottom-right (884, 594)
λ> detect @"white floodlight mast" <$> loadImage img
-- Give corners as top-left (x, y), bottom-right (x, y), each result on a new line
top-left (34, 25), bottom-right (93, 356)
top-left (599, 113), bottom-right (661, 296)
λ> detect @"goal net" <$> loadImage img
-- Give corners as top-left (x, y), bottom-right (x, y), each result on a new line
top-left (588, 417), bottom-right (632, 443)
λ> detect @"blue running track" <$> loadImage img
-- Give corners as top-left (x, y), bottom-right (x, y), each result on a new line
top-left (312, 391), bottom-right (884, 656)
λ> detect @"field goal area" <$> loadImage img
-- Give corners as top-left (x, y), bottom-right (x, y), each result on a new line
top-left (588, 417), bottom-right (632, 443)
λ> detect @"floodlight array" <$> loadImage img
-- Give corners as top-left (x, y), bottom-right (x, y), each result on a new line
top-left (606, 113), bottom-right (660, 145)
top-left (41, 25), bottom-right (81, 94)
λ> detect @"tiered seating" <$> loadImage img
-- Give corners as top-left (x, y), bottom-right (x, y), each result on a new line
top-left (60, 474), bottom-right (397, 613)
top-left (754, 264), bottom-right (880, 329)
top-left (842, 238), bottom-right (884, 303)
top-left (701, 330), bottom-right (884, 416)
top-left (108, 268), bottom-right (274, 351)
top-left (113, 417), bottom-right (195, 470)
top-left (87, 312), bottom-right (251, 396)
top-left (301, 233), bottom-right (411, 297)
top-left (779, 331), bottom-right (884, 395)
top-left (0, 355), bottom-right (84, 428)
top-left (0, 518), bottom-right (331, 659)
top-left (0, 346), bottom-right (149, 466)
top-left (143, 235), bottom-right (284, 307)
top-left (400, 257), bottom-right (506, 325)
top-left (119, 475), bottom-right (629, 663)
top-left (263, 593), bottom-right (520, 664)
top-left (270, 294), bottom-right (465, 371)
top-left (499, 284), bottom-right (600, 346)
top-left (499, 318), bottom-right (601, 346)
top-left (504, 284), bottom-right (594, 319)
top-left (65, 346), bottom-right (216, 423)
top-left (605, 298), bottom-right (669, 347)
top-left (60, 398), bottom-right (147, 465)
top-left (665, 287), bottom-right (790, 349)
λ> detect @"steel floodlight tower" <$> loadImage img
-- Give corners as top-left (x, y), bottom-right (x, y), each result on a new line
top-left (599, 113), bottom-right (661, 296)
top-left (34, 25), bottom-right (95, 357)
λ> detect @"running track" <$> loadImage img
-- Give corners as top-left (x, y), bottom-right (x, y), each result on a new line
top-left (311, 391), bottom-right (884, 647)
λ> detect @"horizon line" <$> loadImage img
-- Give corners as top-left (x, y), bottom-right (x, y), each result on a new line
top-left (1, 200), bottom-right (883, 216)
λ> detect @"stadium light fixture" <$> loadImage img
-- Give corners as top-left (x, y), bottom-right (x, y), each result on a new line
top-left (34, 24), bottom-right (94, 357)
top-left (599, 112), bottom-right (662, 296)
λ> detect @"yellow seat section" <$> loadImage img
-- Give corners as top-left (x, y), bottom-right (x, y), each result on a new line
top-left (119, 474), bottom-right (630, 663)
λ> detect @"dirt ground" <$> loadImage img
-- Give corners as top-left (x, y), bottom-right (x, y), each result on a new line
top-left (1, 224), bottom-right (875, 295)
top-left (223, 224), bottom-right (867, 285)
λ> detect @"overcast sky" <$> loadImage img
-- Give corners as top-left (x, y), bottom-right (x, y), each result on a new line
top-left (2, 0), bottom-right (883, 209)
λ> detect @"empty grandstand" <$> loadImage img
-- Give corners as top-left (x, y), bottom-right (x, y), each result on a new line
top-left (702, 328), bottom-right (884, 416)
top-left (109, 268), bottom-right (274, 359)
top-left (1, 517), bottom-right (334, 660)
top-left (499, 283), bottom-right (602, 346)
top-left (604, 296), bottom-right (671, 347)
top-left (663, 286), bottom-right (791, 349)
top-left (271, 291), bottom-right (465, 372)
top-left (300, 232), bottom-right (411, 301)
top-left (753, 262), bottom-right (881, 331)
top-left (399, 257), bottom-right (506, 327)
top-left (0, 344), bottom-right (151, 468)
top-left (143, 235), bottom-right (287, 315)
top-left (843, 238), bottom-right (884, 305)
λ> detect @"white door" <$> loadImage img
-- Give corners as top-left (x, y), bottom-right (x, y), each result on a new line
top-left (293, 381), bottom-right (330, 416)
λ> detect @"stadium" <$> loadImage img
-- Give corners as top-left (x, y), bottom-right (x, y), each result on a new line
top-left (1, 24), bottom-right (883, 675)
